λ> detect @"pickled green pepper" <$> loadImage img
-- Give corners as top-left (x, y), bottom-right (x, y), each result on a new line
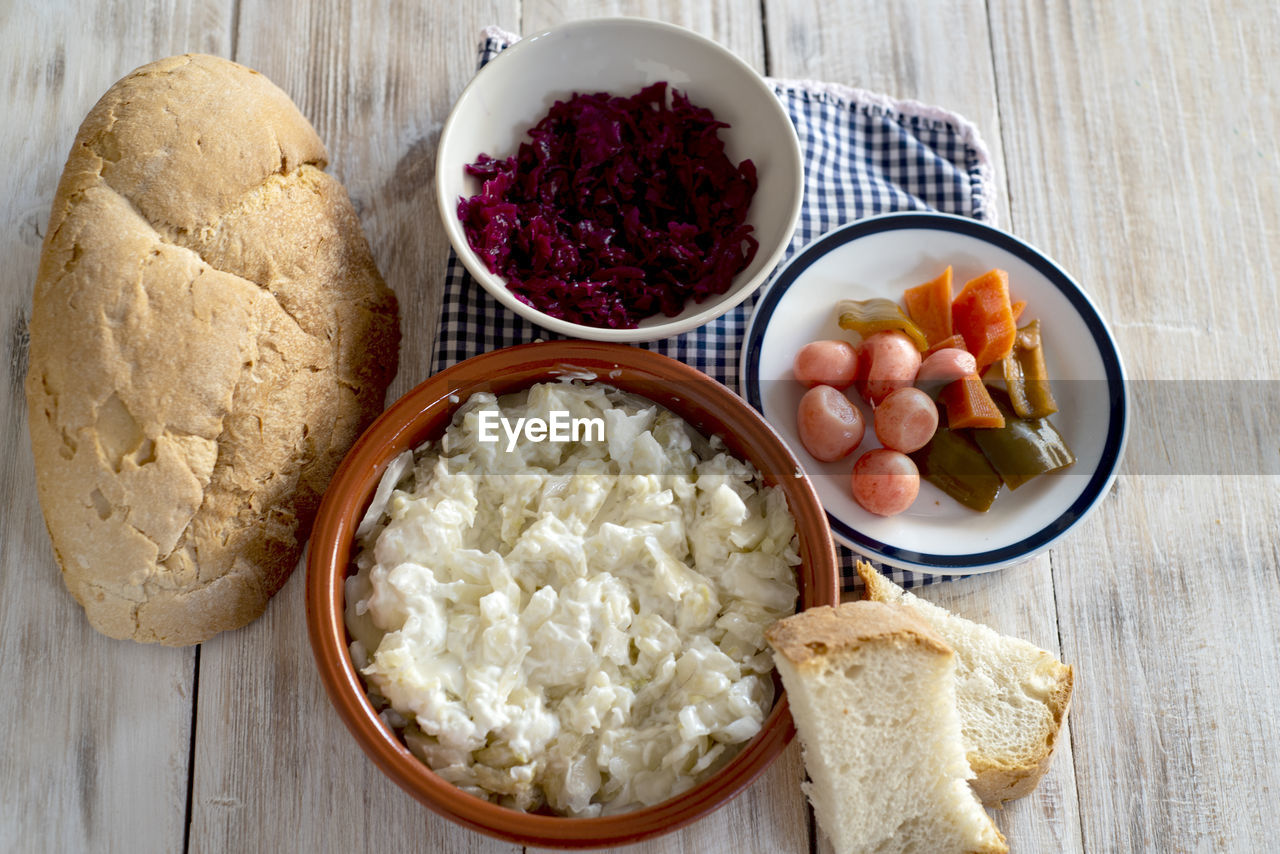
top-left (910, 427), bottom-right (1004, 512)
top-left (972, 391), bottom-right (1075, 490)
top-left (998, 319), bottom-right (1058, 419)
top-left (835, 298), bottom-right (929, 350)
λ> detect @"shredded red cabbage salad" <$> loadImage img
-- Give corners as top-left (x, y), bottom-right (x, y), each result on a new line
top-left (457, 82), bottom-right (759, 329)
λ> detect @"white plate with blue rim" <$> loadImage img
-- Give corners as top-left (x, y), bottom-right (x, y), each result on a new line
top-left (741, 211), bottom-right (1129, 573)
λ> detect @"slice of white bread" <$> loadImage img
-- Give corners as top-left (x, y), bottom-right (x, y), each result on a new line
top-left (766, 601), bottom-right (1007, 854)
top-left (858, 561), bottom-right (1074, 805)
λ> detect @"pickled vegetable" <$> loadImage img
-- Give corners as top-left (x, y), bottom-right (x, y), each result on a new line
top-left (997, 319), bottom-right (1058, 419)
top-left (924, 334), bottom-right (967, 356)
top-left (903, 266), bottom-right (954, 346)
top-left (836, 298), bottom-right (929, 350)
top-left (805, 264), bottom-right (1071, 515)
top-left (939, 373), bottom-right (1005, 429)
top-left (952, 269), bottom-right (1017, 368)
top-left (972, 392), bottom-right (1075, 489)
top-left (910, 427), bottom-right (1004, 512)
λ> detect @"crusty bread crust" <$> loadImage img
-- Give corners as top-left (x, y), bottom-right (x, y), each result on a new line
top-left (857, 561), bottom-right (1074, 805)
top-left (765, 600), bottom-right (953, 667)
top-left (25, 54), bottom-right (399, 645)
top-left (967, 663), bottom-right (1074, 804)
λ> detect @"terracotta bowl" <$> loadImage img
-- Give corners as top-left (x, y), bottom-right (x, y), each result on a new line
top-left (306, 341), bottom-right (838, 848)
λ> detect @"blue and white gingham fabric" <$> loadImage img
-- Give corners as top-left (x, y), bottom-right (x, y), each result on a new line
top-left (434, 30), bottom-right (997, 593)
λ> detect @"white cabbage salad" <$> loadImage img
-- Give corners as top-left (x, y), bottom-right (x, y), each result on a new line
top-left (345, 380), bottom-right (799, 816)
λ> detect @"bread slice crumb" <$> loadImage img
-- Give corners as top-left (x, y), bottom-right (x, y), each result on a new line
top-left (858, 560), bottom-right (1074, 805)
top-left (766, 600), bottom-right (1007, 854)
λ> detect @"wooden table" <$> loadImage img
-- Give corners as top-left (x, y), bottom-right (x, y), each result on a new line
top-left (4, 1), bottom-right (1278, 851)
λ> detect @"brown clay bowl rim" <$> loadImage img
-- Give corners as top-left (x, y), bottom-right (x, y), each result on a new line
top-left (306, 341), bottom-right (838, 848)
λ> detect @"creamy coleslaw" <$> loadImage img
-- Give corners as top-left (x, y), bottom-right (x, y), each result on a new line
top-left (345, 381), bottom-right (799, 816)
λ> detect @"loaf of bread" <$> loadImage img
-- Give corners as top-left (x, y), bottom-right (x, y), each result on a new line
top-left (25, 54), bottom-right (399, 645)
top-left (766, 601), bottom-right (1007, 854)
top-left (858, 561), bottom-right (1073, 805)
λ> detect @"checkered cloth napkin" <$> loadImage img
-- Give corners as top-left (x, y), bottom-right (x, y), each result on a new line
top-left (433, 27), bottom-right (998, 593)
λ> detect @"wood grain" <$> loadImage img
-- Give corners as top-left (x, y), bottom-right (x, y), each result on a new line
top-left (0, 2), bottom-right (231, 852)
top-left (765, 2), bottom-right (1081, 852)
top-left (189, 566), bottom-right (517, 854)
top-left (515, 5), bottom-right (813, 853)
top-left (4, 2), bottom-right (1280, 853)
top-left (762, 0), bottom-right (1011, 226)
top-left (522, 0), bottom-right (765, 72)
top-left (988, 1), bottom-right (1280, 850)
top-left (184, 2), bottom-right (521, 852)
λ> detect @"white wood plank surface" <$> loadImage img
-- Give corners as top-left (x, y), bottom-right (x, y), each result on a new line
top-left (184, 2), bottom-right (521, 852)
top-left (988, 1), bottom-right (1280, 851)
top-left (762, 0), bottom-right (1011, 226)
top-left (0, 3), bottom-right (231, 852)
top-left (518, 5), bottom-right (812, 853)
top-left (522, 0), bottom-right (765, 72)
top-left (764, 2), bottom-right (1082, 851)
top-left (3, 1), bottom-right (1279, 853)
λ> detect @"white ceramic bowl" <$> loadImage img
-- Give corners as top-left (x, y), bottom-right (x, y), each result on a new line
top-left (436, 17), bottom-right (804, 342)
top-left (741, 212), bottom-right (1129, 573)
